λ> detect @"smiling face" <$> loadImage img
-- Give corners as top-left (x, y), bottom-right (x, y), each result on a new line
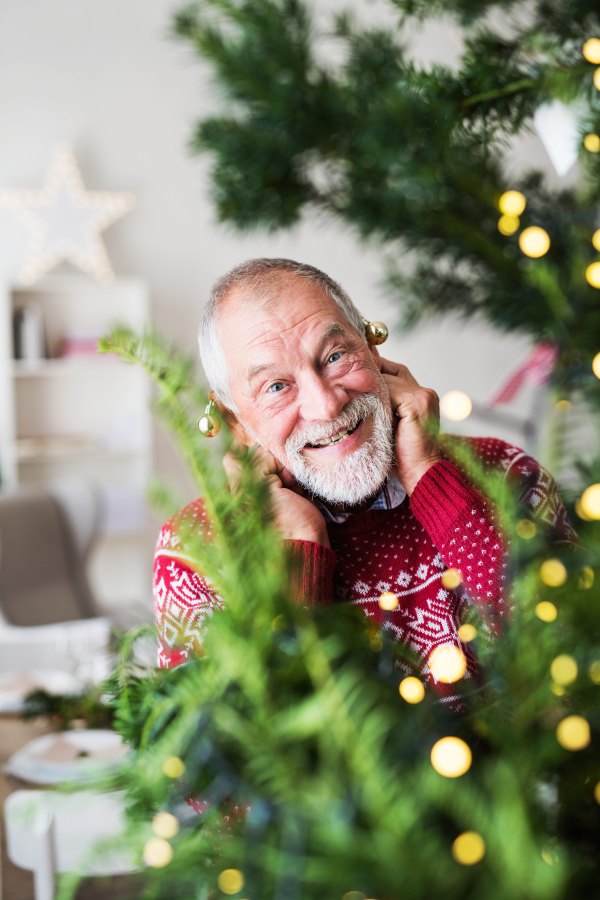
top-left (219, 276), bottom-right (394, 506)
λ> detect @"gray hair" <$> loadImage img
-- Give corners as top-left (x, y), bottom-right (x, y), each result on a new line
top-left (198, 258), bottom-right (365, 411)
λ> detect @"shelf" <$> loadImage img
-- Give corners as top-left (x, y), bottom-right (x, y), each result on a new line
top-left (12, 357), bottom-right (120, 377)
top-left (16, 435), bottom-right (148, 462)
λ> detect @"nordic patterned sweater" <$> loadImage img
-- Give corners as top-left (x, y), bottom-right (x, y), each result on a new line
top-left (153, 436), bottom-right (576, 703)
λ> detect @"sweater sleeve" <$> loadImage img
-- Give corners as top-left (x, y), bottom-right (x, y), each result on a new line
top-left (410, 460), bottom-right (507, 621)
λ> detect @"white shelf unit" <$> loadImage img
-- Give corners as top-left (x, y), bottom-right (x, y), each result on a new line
top-left (0, 274), bottom-right (153, 617)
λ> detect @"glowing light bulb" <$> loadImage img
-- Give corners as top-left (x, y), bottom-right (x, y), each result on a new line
top-left (584, 133), bottom-right (600, 152)
top-left (399, 677), bottom-right (425, 703)
top-left (499, 190), bottom-right (526, 216)
top-left (593, 230), bottom-right (600, 251)
top-left (516, 519), bottom-right (536, 539)
top-left (440, 390), bottom-right (472, 421)
top-left (583, 39), bottom-right (600, 63)
top-left (162, 756), bottom-right (185, 778)
top-left (588, 660), bottom-right (600, 684)
top-left (580, 483), bottom-right (600, 519)
top-left (218, 869), bottom-right (245, 894)
top-left (152, 812), bottom-right (179, 839)
top-left (535, 601), bottom-right (557, 622)
top-left (519, 226), bottom-right (550, 258)
top-left (441, 568), bottom-right (462, 589)
top-left (550, 655), bottom-right (578, 685)
top-left (540, 559), bottom-right (567, 587)
top-left (458, 623), bottom-right (477, 642)
top-left (451, 831), bottom-right (486, 865)
top-left (586, 262), bottom-right (600, 288)
top-left (556, 715), bottom-right (591, 750)
top-left (431, 736), bottom-right (472, 777)
top-left (498, 214), bottom-right (520, 235)
top-left (577, 566), bottom-right (594, 589)
top-left (428, 644), bottom-right (467, 683)
top-left (595, 68), bottom-right (600, 91)
top-left (379, 592), bottom-right (399, 610)
top-left (143, 837), bottom-right (173, 868)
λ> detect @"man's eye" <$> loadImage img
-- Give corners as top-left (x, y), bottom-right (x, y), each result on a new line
top-left (268, 382), bottom-right (285, 393)
top-left (327, 352), bottom-right (342, 364)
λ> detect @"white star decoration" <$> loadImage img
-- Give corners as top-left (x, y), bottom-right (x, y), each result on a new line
top-left (0, 144), bottom-right (135, 285)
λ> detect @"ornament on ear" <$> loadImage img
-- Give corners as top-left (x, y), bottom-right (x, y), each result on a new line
top-left (198, 399), bottom-right (221, 437)
top-left (362, 317), bottom-right (389, 345)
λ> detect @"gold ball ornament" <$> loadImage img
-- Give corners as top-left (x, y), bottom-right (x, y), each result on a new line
top-left (198, 400), bottom-right (221, 437)
top-left (583, 39), bottom-right (600, 64)
top-left (362, 318), bottom-right (389, 345)
top-left (519, 226), bottom-right (550, 258)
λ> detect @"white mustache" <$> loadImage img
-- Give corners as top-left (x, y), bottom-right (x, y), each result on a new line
top-left (285, 394), bottom-right (384, 454)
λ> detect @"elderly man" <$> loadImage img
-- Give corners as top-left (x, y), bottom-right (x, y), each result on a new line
top-left (154, 258), bottom-right (575, 699)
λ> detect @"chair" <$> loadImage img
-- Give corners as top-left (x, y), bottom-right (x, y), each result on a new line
top-left (4, 789), bottom-right (137, 900)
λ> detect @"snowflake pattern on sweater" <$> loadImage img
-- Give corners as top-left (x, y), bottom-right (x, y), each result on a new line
top-left (153, 437), bottom-right (576, 701)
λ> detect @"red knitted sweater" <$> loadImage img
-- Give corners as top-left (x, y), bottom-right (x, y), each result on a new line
top-left (153, 437), bottom-right (576, 703)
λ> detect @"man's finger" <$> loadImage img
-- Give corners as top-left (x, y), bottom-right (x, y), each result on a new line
top-left (379, 357), bottom-right (420, 386)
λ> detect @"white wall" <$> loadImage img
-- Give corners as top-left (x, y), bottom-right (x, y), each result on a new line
top-left (0, 0), bottom-right (574, 503)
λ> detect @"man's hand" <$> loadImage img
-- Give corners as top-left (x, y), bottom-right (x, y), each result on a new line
top-left (378, 357), bottom-right (442, 495)
top-left (223, 442), bottom-right (331, 549)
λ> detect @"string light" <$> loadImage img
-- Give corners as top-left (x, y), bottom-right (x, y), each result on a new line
top-left (519, 226), bottom-right (550, 258)
top-left (540, 559), bottom-right (567, 587)
top-left (451, 831), bottom-right (486, 865)
top-left (586, 262), bottom-right (600, 288)
top-left (458, 623), bottom-right (477, 642)
top-left (162, 756), bottom-right (185, 778)
top-left (584, 134), bottom-right (600, 152)
top-left (593, 230), bottom-right (600, 251)
top-left (428, 644), bottom-right (467, 683)
top-left (152, 812), bottom-right (180, 838)
top-left (441, 568), bottom-right (462, 589)
top-left (143, 837), bottom-right (173, 868)
top-left (579, 483), bottom-right (600, 519)
top-left (499, 190), bottom-right (526, 216)
top-left (399, 677), bottom-right (425, 703)
top-left (594, 68), bottom-right (600, 91)
top-left (379, 592), bottom-right (399, 610)
top-left (583, 39), bottom-right (600, 63)
top-left (550, 655), bottom-right (578, 685)
top-left (440, 391), bottom-right (472, 421)
top-left (592, 353), bottom-right (600, 379)
top-left (430, 736), bottom-right (472, 777)
top-left (498, 214), bottom-right (520, 235)
top-left (588, 660), bottom-right (600, 684)
top-left (516, 519), bottom-right (536, 539)
top-left (556, 715), bottom-right (591, 750)
top-left (535, 601), bottom-right (557, 622)
top-left (594, 781), bottom-right (600, 804)
top-left (577, 566), bottom-right (594, 589)
top-left (218, 869), bottom-right (245, 894)
top-left (0, 143), bottom-right (135, 285)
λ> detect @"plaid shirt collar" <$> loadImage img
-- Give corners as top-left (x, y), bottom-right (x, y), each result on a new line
top-left (317, 474), bottom-right (407, 524)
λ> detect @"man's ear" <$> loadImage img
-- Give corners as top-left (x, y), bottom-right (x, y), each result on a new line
top-left (368, 344), bottom-right (383, 372)
top-left (209, 391), bottom-right (257, 447)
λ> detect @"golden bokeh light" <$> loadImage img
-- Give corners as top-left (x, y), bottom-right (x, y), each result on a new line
top-left (152, 812), bottom-right (180, 839)
top-left (451, 831), bottom-right (486, 865)
top-left (218, 869), bottom-right (245, 895)
top-left (586, 262), bottom-right (600, 288)
top-left (588, 660), bottom-right (600, 684)
top-left (162, 756), bottom-right (185, 779)
top-left (593, 353), bottom-right (600, 379)
top-left (458, 623), bottom-right (477, 642)
top-left (431, 736), bottom-right (472, 777)
top-left (556, 715), bottom-right (591, 751)
top-left (593, 230), bottom-right (600, 251)
top-left (575, 500), bottom-right (594, 521)
top-left (440, 390), bottom-right (472, 421)
top-left (498, 214), bottom-right (520, 236)
top-left (583, 38), bottom-right (600, 63)
top-left (399, 677), bottom-right (425, 704)
top-left (143, 837), bottom-right (173, 868)
top-left (272, 615), bottom-right (285, 630)
top-left (594, 781), bottom-right (600, 804)
top-left (555, 399), bottom-right (571, 413)
top-left (342, 893), bottom-right (366, 900)
top-left (519, 226), bottom-right (550, 258)
top-left (595, 68), bottom-right (600, 91)
top-left (428, 644), bottom-right (467, 683)
top-left (442, 568), bottom-right (462, 589)
top-left (551, 683), bottom-right (566, 697)
top-left (577, 566), bottom-right (594, 589)
top-left (540, 559), bottom-right (567, 587)
top-left (499, 190), bottom-right (526, 216)
top-left (516, 519), bottom-right (536, 539)
top-left (580, 483), bottom-right (600, 519)
top-left (541, 845), bottom-right (560, 866)
top-left (584, 133), bottom-right (600, 152)
top-left (550, 654), bottom-right (578, 686)
top-left (379, 592), bottom-right (399, 610)
top-left (535, 601), bottom-right (557, 622)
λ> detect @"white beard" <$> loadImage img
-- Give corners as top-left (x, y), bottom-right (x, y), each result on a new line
top-left (252, 392), bottom-right (394, 507)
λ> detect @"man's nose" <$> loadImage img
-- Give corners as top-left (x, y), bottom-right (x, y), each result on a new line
top-left (298, 372), bottom-right (348, 422)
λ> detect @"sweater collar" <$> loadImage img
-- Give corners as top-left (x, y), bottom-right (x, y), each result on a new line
top-left (317, 474), bottom-right (407, 524)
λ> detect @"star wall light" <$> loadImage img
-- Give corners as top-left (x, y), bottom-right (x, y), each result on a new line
top-left (0, 144), bottom-right (135, 285)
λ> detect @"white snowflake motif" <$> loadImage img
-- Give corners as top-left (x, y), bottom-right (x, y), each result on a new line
top-left (353, 580), bottom-right (370, 596)
top-left (375, 581), bottom-right (391, 593)
top-left (397, 571), bottom-right (412, 587)
top-left (416, 564), bottom-right (429, 580)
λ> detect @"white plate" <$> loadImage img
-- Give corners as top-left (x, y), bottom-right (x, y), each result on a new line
top-left (0, 668), bottom-right (81, 713)
top-left (4, 729), bottom-right (128, 784)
